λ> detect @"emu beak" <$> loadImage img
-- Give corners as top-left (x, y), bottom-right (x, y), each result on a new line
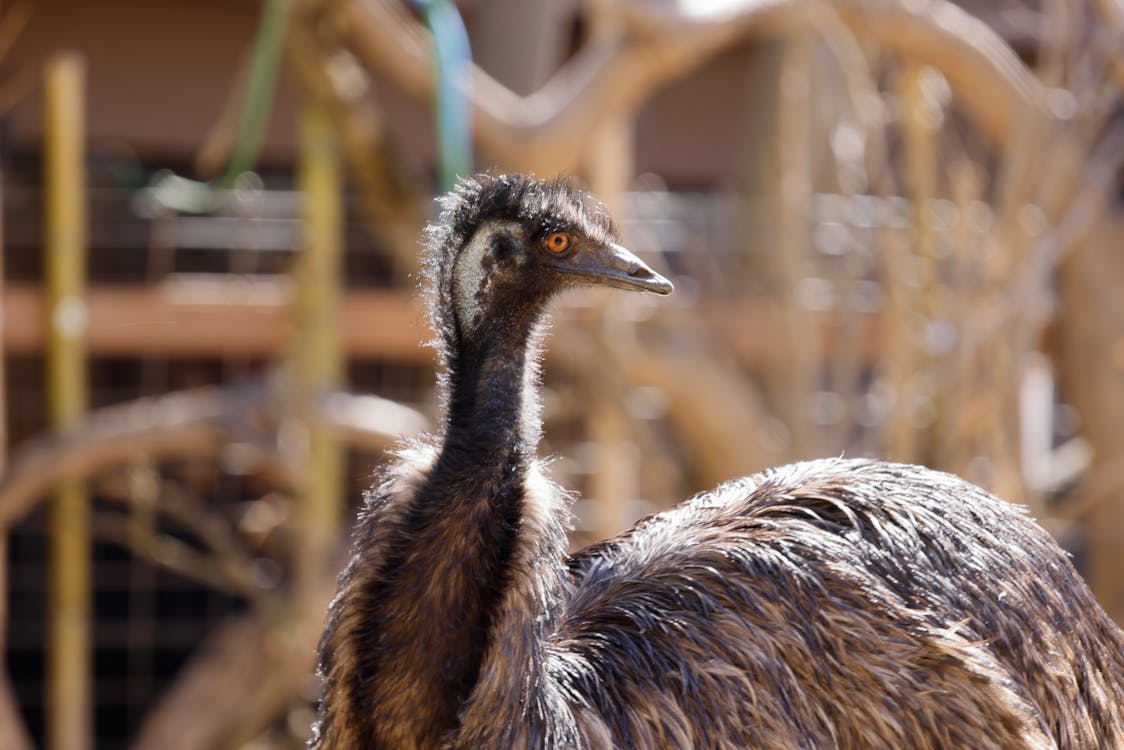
top-left (557, 242), bottom-right (674, 295)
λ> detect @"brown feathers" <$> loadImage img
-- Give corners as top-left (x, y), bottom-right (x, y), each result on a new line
top-left (311, 175), bottom-right (1124, 749)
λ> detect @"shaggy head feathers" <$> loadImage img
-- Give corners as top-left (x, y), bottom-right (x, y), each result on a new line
top-left (422, 173), bottom-right (618, 363)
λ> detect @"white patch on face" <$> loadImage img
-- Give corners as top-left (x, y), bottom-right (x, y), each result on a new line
top-left (453, 220), bottom-right (522, 334)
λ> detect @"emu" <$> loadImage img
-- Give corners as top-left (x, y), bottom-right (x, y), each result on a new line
top-left (311, 173), bottom-right (1124, 749)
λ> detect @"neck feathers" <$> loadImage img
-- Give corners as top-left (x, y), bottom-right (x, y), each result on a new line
top-left (313, 262), bottom-right (560, 748)
top-left (313, 176), bottom-right (581, 747)
top-left (439, 217), bottom-right (550, 461)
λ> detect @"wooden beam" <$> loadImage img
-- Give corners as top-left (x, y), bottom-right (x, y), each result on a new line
top-left (2, 279), bottom-right (433, 361)
top-left (1, 279), bottom-right (884, 366)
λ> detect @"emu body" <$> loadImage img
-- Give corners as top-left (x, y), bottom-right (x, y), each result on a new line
top-left (312, 174), bottom-right (1124, 749)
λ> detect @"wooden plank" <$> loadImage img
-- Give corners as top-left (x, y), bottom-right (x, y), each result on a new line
top-left (2, 279), bottom-right (433, 361)
top-left (1, 279), bottom-right (884, 366)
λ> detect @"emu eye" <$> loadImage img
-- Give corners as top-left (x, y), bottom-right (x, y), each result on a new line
top-left (543, 232), bottom-right (572, 254)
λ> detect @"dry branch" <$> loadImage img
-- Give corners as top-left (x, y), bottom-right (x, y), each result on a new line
top-left (129, 614), bottom-right (304, 750)
top-left (317, 390), bottom-right (429, 452)
top-left (91, 471), bottom-right (275, 608)
top-left (552, 312), bottom-right (785, 491)
top-left (0, 384), bottom-right (252, 529)
top-left (337, 0), bottom-right (1058, 176)
top-left (193, 46), bottom-right (254, 180)
top-left (0, 379), bottom-right (426, 531)
top-left (129, 555), bottom-right (340, 750)
top-left (94, 512), bottom-right (259, 599)
top-left (0, 374), bottom-right (422, 745)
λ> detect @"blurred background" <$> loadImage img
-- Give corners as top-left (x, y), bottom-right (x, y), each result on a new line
top-left (2, 0), bottom-right (1124, 747)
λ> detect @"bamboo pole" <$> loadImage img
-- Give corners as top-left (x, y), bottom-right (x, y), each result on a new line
top-left (43, 52), bottom-right (91, 750)
top-left (290, 99), bottom-right (344, 616)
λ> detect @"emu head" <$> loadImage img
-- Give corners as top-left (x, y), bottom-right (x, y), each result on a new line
top-left (424, 174), bottom-right (673, 355)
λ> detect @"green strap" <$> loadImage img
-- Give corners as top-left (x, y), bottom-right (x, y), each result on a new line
top-left (152, 0), bottom-right (290, 213)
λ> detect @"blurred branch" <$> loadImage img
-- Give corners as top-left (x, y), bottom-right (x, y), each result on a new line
top-left (0, 378), bottom-right (427, 531)
top-left (959, 119), bottom-right (1124, 361)
top-left (194, 47), bottom-right (255, 180)
top-left (317, 390), bottom-right (429, 450)
top-left (816, 19), bottom-right (881, 452)
top-left (636, 0), bottom-right (1054, 141)
top-left (338, 0), bottom-right (1057, 175)
top-left (94, 511), bottom-right (262, 601)
top-left (92, 472), bottom-right (277, 609)
top-left (1056, 215), bottom-right (1124, 622)
top-left (553, 313), bottom-right (785, 490)
top-left (622, 337), bottom-right (785, 487)
top-left (129, 611), bottom-right (322, 750)
top-left (0, 383), bottom-right (256, 529)
top-left (0, 375), bottom-right (422, 747)
top-left (0, 10), bottom-right (31, 736)
top-left (130, 614), bottom-right (269, 750)
top-left (1094, 0), bottom-right (1124, 90)
top-left (1035, 0), bottom-right (1076, 88)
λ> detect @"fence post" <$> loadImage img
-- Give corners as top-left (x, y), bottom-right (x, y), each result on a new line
top-left (290, 99), bottom-right (344, 616)
top-left (44, 52), bottom-right (91, 750)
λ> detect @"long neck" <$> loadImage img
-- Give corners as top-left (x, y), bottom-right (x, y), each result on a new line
top-left (343, 312), bottom-right (551, 748)
top-left (437, 319), bottom-right (580, 748)
top-left (444, 319), bottom-right (540, 461)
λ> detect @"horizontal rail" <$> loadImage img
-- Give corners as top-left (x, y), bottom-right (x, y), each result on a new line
top-left (2, 279), bottom-right (433, 360)
top-left (1, 279), bottom-right (887, 365)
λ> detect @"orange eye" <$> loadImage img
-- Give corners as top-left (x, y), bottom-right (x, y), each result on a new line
top-left (544, 232), bottom-right (571, 254)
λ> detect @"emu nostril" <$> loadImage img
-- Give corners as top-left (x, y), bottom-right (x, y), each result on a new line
top-left (580, 242), bottom-right (673, 294)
